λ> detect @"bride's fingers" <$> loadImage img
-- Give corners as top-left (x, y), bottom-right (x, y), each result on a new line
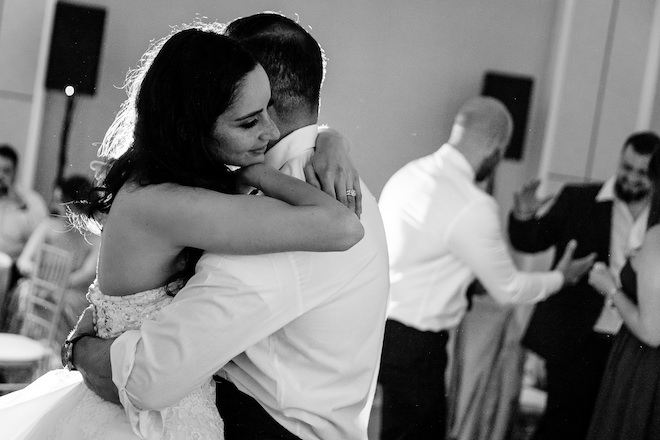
top-left (351, 176), bottom-right (362, 218)
top-left (346, 187), bottom-right (356, 215)
top-left (342, 179), bottom-right (359, 216)
top-left (303, 163), bottom-right (322, 190)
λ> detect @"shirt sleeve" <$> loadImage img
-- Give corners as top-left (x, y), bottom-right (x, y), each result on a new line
top-left (445, 197), bottom-right (564, 304)
top-left (111, 252), bottom-right (304, 425)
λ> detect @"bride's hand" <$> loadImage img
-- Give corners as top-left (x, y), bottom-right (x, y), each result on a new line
top-left (306, 127), bottom-right (362, 217)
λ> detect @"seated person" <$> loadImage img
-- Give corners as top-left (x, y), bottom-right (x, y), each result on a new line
top-left (0, 144), bottom-right (48, 329)
top-left (9, 175), bottom-right (99, 343)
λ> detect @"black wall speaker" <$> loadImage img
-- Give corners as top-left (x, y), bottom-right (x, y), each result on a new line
top-left (481, 71), bottom-right (534, 161)
top-left (45, 2), bottom-right (107, 96)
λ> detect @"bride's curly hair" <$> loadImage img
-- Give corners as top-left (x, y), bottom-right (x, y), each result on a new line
top-left (79, 22), bottom-right (259, 286)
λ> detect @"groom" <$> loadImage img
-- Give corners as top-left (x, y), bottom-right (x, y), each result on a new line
top-left (73, 13), bottom-right (390, 440)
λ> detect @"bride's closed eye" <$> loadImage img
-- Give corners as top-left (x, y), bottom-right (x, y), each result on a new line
top-left (240, 107), bottom-right (272, 130)
top-left (241, 119), bottom-right (259, 129)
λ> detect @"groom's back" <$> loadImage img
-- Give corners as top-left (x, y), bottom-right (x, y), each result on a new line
top-left (221, 180), bottom-right (389, 440)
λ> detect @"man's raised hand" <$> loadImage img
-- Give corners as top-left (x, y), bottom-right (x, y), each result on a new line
top-left (513, 180), bottom-right (554, 221)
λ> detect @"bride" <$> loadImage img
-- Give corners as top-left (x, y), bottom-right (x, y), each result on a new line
top-left (0, 23), bottom-right (363, 439)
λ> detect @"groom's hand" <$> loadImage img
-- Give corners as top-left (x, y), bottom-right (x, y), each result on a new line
top-left (75, 336), bottom-right (122, 405)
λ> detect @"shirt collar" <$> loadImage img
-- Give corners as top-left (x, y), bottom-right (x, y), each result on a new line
top-left (264, 124), bottom-right (318, 170)
top-left (433, 143), bottom-right (475, 182)
top-left (596, 176), bottom-right (617, 202)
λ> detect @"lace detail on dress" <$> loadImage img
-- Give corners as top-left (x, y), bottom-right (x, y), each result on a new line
top-left (47, 380), bottom-right (223, 440)
top-left (87, 280), bottom-right (181, 339)
top-left (160, 380), bottom-right (223, 440)
top-left (48, 280), bottom-right (224, 440)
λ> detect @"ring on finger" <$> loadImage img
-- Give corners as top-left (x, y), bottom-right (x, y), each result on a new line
top-left (346, 189), bottom-right (357, 197)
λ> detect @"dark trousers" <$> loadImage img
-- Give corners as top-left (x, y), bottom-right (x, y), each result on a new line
top-left (378, 319), bottom-right (449, 440)
top-left (532, 331), bottom-right (614, 440)
top-left (215, 376), bottom-right (301, 440)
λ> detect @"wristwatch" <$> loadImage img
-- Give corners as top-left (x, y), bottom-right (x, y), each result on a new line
top-left (61, 334), bottom-right (87, 371)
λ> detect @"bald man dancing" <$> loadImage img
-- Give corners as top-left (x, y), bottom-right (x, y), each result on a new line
top-left (377, 97), bottom-right (594, 440)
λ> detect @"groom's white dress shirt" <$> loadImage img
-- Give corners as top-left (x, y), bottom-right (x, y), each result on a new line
top-left (111, 124), bottom-right (390, 440)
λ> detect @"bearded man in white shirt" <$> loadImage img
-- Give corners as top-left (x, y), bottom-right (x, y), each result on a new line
top-left (377, 96), bottom-right (594, 440)
top-left (72, 13), bottom-right (390, 440)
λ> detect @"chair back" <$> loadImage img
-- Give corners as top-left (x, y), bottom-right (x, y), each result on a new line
top-left (20, 244), bottom-right (73, 350)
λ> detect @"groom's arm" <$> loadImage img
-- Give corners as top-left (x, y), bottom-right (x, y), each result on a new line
top-left (75, 336), bottom-right (119, 404)
top-left (85, 253), bottom-right (301, 412)
top-left (73, 255), bottom-right (300, 408)
top-left (69, 305), bottom-right (120, 403)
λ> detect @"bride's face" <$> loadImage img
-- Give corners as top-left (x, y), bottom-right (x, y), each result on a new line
top-left (210, 65), bottom-right (280, 167)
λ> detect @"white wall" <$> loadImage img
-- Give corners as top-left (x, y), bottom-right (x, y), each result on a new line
top-left (0, 0), bottom-right (54, 189)
top-left (538, 0), bottom-right (660, 198)
top-left (33, 0), bottom-right (559, 212)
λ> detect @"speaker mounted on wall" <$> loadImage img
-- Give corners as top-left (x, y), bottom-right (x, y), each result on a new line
top-left (481, 71), bottom-right (534, 161)
top-left (45, 1), bottom-right (107, 96)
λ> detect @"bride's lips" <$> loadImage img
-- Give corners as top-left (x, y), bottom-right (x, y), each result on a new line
top-left (251, 145), bottom-right (268, 155)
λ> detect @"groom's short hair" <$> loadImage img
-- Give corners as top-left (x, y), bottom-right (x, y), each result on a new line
top-left (224, 12), bottom-right (325, 120)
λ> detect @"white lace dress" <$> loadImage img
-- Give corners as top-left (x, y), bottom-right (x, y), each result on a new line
top-left (0, 281), bottom-right (224, 440)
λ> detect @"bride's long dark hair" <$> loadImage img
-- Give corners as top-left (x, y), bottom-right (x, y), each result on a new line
top-left (82, 23), bottom-right (259, 286)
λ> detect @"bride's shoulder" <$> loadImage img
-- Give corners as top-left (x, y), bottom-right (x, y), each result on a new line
top-left (109, 182), bottom-right (233, 229)
top-left (116, 182), bottom-right (225, 205)
top-left (112, 182), bottom-right (191, 213)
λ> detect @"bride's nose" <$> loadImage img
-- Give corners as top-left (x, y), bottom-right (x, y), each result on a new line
top-left (262, 115), bottom-right (280, 141)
